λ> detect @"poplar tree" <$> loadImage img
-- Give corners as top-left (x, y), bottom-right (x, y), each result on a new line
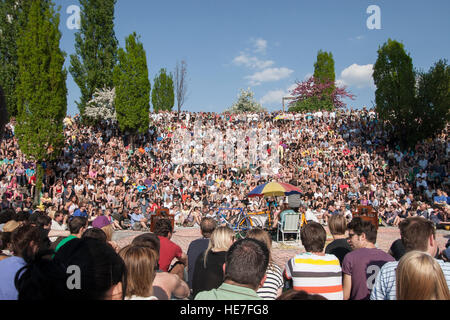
top-left (152, 68), bottom-right (175, 112)
top-left (69, 0), bottom-right (118, 119)
top-left (113, 32), bottom-right (150, 145)
top-left (15, 0), bottom-right (67, 204)
top-left (0, 0), bottom-right (32, 117)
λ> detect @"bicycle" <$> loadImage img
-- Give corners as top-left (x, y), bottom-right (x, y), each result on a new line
top-left (215, 207), bottom-right (272, 239)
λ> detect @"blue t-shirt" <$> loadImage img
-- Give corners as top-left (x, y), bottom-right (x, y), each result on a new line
top-left (0, 256), bottom-right (26, 300)
top-left (73, 209), bottom-right (88, 218)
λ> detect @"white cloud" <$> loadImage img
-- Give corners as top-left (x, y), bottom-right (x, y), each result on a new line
top-left (252, 38), bottom-right (267, 53)
top-left (246, 67), bottom-right (294, 86)
top-left (337, 64), bottom-right (375, 88)
top-left (260, 83), bottom-right (297, 105)
top-left (232, 53), bottom-right (274, 69)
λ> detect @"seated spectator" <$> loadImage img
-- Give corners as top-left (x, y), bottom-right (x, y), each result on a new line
top-left (131, 233), bottom-right (190, 300)
top-left (119, 245), bottom-right (159, 300)
top-left (16, 237), bottom-right (126, 300)
top-left (371, 216), bottom-right (450, 300)
top-left (54, 216), bottom-right (88, 254)
top-left (284, 221), bottom-right (343, 300)
top-left (195, 238), bottom-right (269, 300)
top-left (49, 212), bottom-right (68, 242)
top-left (153, 218), bottom-right (187, 280)
top-left (187, 217), bottom-right (216, 290)
top-left (81, 227), bottom-right (107, 242)
top-left (396, 250), bottom-right (450, 300)
top-left (0, 224), bottom-right (47, 300)
top-left (247, 228), bottom-right (284, 300)
top-left (325, 214), bottom-right (352, 266)
top-left (192, 226), bottom-right (235, 298)
top-left (276, 289), bottom-right (327, 300)
top-left (129, 207), bottom-right (149, 231)
top-left (343, 217), bottom-right (395, 300)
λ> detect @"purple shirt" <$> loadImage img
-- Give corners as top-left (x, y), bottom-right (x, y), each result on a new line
top-left (342, 247), bottom-right (395, 300)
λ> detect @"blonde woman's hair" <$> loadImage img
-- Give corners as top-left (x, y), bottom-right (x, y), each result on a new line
top-left (203, 226), bottom-right (234, 268)
top-left (101, 224), bottom-right (114, 242)
top-left (119, 245), bottom-right (158, 298)
top-left (246, 228), bottom-right (276, 270)
top-left (396, 250), bottom-right (450, 300)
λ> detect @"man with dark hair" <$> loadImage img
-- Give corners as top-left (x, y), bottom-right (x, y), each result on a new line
top-left (284, 221), bottom-right (343, 300)
top-left (153, 218), bottom-right (187, 280)
top-left (371, 216), bottom-right (450, 300)
top-left (0, 224), bottom-right (43, 299)
top-left (187, 217), bottom-right (216, 289)
top-left (195, 238), bottom-right (269, 300)
top-left (342, 217), bottom-right (395, 300)
top-left (54, 216), bottom-right (88, 254)
top-left (131, 233), bottom-right (190, 300)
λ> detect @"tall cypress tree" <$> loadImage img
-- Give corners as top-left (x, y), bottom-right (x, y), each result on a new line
top-left (69, 0), bottom-right (118, 119)
top-left (0, 0), bottom-right (32, 117)
top-left (313, 50), bottom-right (335, 109)
top-left (15, 0), bottom-right (67, 204)
top-left (152, 68), bottom-right (175, 112)
top-left (113, 32), bottom-right (150, 144)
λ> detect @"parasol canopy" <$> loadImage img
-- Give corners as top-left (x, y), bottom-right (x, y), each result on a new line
top-left (247, 181), bottom-right (302, 198)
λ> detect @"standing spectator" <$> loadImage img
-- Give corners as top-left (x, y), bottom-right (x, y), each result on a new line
top-left (153, 218), bottom-right (187, 280)
top-left (342, 217), bottom-right (395, 300)
top-left (247, 228), bottom-right (284, 300)
top-left (396, 250), bottom-right (450, 300)
top-left (284, 221), bottom-right (343, 300)
top-left (325, 214), bottom-right (352, 266)
top-left (192, 226), bottom-right (235, 298)
top-left (119, 245), bottom-right (159, 300)
top-left (195, 238), bottom-right (269, 300)
top-left (186, 217), bottom-right (216, 290)
top-left (371, 216), bottom-right (450, 300)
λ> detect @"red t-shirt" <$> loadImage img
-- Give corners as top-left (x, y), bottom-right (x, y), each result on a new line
top-left (158, 236), bottom-right (183, 272)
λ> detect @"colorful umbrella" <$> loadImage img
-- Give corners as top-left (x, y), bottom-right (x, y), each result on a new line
top-left (247, 181), bottom-right (302, 198)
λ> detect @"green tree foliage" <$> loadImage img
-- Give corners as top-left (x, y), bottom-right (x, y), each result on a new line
top-left (314, 50), bottom-right (336, 84)
top-left (15, 0), bottom-right (67, 203)
top-left (373, 39), bottom-right (421, 148)
top-left (226, 88), bottom-right (265, 113)
top-left (293, 50), bottom-right (336, 111)
top-left (415, 59), bottom-right (450, 141)
top-left (113, 32), bottom-right (150, 137)
top-left (69, 0), bottom-right (118, 119)
top-left (152, 68), bottom-right (175, 112)
top-left (0, 0), bottom-right (32, 117)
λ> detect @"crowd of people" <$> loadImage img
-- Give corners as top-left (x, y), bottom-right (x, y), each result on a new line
top-left (1, 108), bottom-right (449, 230)
top-left (0, 108), bottom-right (449, 301)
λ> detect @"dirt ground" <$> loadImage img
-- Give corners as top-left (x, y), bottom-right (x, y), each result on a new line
top-left (113, 224), bottom-right (450, 268)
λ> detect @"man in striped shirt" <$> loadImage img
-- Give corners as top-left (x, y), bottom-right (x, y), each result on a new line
top-left (284, 222), bottom-right (343, 300)
top-left (371, 216), bottom-right (450, 300)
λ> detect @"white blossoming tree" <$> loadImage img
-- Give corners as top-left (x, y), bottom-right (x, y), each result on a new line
top-left (226, 88), bottom-right (266, 113)
top-left (84, 86), bottom-right (117, 121)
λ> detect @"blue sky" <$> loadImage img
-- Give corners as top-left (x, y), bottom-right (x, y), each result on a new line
top-left (53, 0), bottom-right (450, 115)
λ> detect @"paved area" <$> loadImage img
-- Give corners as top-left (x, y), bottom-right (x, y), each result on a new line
top-left (113, 225), bottom-right (450, 269)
